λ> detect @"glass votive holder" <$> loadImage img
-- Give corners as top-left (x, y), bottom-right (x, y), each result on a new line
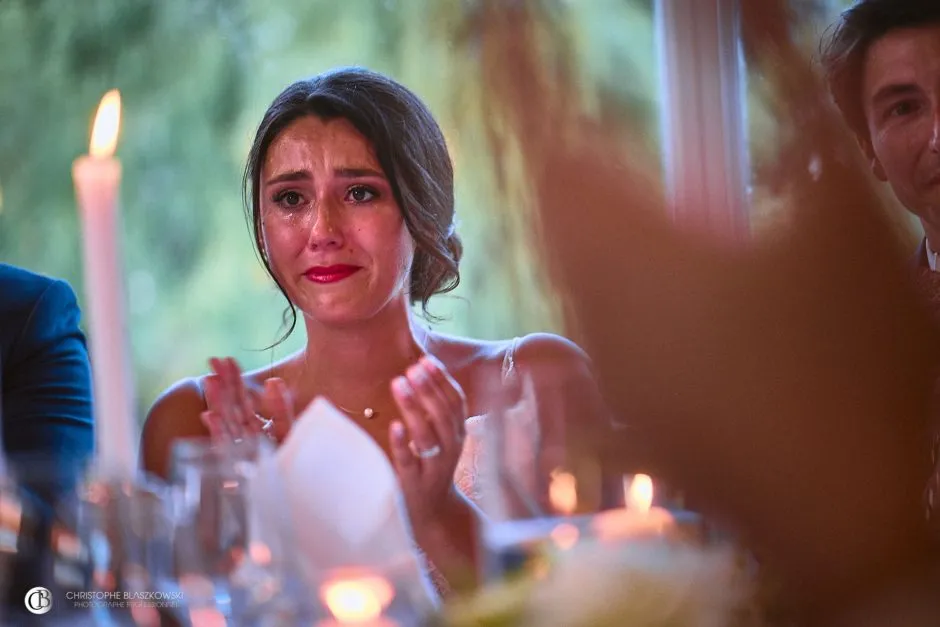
top-left (305, 555), bottom-right (439, 627)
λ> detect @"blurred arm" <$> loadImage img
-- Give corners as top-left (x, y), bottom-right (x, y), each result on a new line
top-left (2, 278), bottom-right (94, 503)
top-left (472, 0), bottom-right (940, 618)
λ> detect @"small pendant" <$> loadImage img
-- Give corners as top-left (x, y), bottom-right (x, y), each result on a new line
top-left (363, 407), bottom-right (375, 420)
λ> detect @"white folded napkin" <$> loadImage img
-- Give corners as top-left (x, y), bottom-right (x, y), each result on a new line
top-left (248, 396), bottom-right (438, 610)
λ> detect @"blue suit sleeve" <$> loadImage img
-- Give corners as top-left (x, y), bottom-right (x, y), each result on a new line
top-left (2, 278), bottom-right (94, 499)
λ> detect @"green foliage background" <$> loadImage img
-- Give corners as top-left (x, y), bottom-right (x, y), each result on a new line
top-left (0, 0), bottom-right (659, 421)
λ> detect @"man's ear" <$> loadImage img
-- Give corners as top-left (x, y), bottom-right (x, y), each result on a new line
top-left (858, 136), bottom-right (888, 182)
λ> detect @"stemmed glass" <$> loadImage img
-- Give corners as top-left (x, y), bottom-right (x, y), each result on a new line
top-left (0, 381), bottom-right (99, 625)
top-left (69, 472), bottom-right (174, 627)
top-left (167, 435), bottom-right (295, 624)
top-left (475, 372), bottom-right (622, 582)
top-left (0, 466), bottom-right (62, 624)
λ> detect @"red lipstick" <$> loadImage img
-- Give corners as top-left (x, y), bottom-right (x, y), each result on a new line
top-left (304, 264), bottom-right (361, 284)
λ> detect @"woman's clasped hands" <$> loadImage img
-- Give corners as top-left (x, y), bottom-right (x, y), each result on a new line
top-left (199, 354), bottom-right (468, 529)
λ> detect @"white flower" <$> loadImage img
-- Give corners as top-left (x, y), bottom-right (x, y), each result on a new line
top-left (522, 538), bottom-right (754, 627)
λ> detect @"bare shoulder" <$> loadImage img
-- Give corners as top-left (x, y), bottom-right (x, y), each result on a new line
top-left (140, 377), bottom-right (208, 479)
top-left (511, 332), bottom-right (593, 381)
top-left (241, 353), bottom-right (303, 389)
top-left (428, 330), bottom-right (591, 377)
top-left (427, 332), bottom-right (507, 377)
top-left (511, 334), bottom-right (611, 431)
top-left (428, 330), bottom-right (595, 414)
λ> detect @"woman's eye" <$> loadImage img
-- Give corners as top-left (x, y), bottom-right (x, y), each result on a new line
top-left (346, 186), bottom-right (376, 204)
top-left (274, 190), bottom-right (303, 207)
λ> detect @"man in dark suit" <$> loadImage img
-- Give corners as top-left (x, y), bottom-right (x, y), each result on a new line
top-left (0, 263), bottom-right (94, 610)
top-left (0, 263), bottom-right (94, 488)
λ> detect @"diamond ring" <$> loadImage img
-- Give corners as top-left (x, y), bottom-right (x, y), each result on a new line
top-left (409, 442), bottom-right (442, 459)
top-left (255, 413), bottom-right (274, 432)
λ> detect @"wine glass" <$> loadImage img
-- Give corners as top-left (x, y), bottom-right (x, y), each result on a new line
top-left (475, 371), bottom-right (616, 582)
top-left (55, 470), bottom-right (174, 627)
top-left (0, 450), bottom-right (92, 624)
top-left (167, 436), bottom-right (278, 622)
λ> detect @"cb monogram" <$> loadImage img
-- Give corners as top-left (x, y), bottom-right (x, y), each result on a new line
top-left (25, 586), bottom-right (52, 615)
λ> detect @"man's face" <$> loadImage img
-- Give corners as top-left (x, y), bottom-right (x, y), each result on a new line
top-left (862, 25), bottom-right (940, 219)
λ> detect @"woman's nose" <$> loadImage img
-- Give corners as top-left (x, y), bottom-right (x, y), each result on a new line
top-left (306, 202), bottom-right (344, 250)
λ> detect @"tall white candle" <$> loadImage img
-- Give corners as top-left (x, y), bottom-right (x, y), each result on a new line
top-left (72, 90), bottom-right (136, 478)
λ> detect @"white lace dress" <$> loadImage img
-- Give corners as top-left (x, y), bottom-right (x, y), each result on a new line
top-left (453, 337), bottom-right (523, 508)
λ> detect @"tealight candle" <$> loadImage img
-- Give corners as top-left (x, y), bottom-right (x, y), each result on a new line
top-left (316, 572), bottom-right (400, 627)
top-left (592, 474), bottom-right (676, 541)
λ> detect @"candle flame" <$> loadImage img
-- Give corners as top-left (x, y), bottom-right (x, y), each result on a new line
top-left (626, 473), bottom-right (654, 513)
top-left (549, 468), bottom-right (578, 515)
top-left (320, 573), bottom-right (394, 622)
top-left (89, 89), bottom-right (122, 158)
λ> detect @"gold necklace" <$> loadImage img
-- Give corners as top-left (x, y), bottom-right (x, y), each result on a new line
top-left (338, 404), bottom-right (377, 420)
top-left (317, 336), bottom-right (428, 421)
top-left (332, 378), bottom-right (389, 420)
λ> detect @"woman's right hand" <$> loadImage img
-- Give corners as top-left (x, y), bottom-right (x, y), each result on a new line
top-left (200, 357), bottom-right (295, 445)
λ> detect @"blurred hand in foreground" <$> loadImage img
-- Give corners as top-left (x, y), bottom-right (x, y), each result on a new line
top-left (467, 0), bottom-right (940, 620)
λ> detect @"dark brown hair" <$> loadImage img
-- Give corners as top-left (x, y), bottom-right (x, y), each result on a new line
top-left (820, 0), bottom-right (940, 142)
top-left (244, 67), bottom-right (462, 340)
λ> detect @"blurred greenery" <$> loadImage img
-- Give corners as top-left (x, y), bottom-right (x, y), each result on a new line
top-left (2, 0), bottom-right (887, 428)
top-left (0, 0), bottom-right (659, 421)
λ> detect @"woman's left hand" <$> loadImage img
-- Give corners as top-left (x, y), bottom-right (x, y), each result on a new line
top-left (389, 355), bottom-right (468, 530)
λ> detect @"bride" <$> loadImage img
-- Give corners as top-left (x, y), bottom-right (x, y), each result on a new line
top-left (140, 67), bottom-right (610, 590)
